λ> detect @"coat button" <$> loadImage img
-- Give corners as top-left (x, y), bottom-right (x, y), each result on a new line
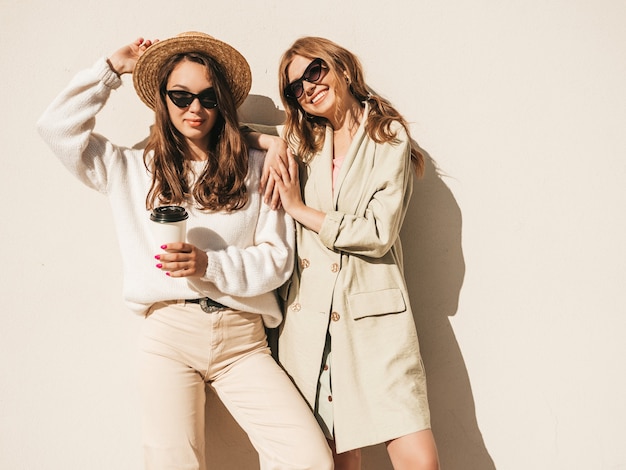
top-left (331, 311), bottom-right (340, 322)
top-left (331, 263), bottom-right (339, 273)
top-left (300, 258), bottom-right (310, 269)
top-left (291, 303), bottom-right (301, 312)
top-left (328, 395), bottom-right (333, 402)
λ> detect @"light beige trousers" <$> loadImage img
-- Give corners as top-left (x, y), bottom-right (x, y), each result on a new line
top-left (138, 301), bottom-right (332, 470)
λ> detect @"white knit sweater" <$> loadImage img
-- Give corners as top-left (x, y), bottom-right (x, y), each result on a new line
top-left (36, 58), bottom-right (294, 327)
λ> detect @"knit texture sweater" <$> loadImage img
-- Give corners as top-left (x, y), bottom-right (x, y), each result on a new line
top-left (36, 58), bottom-right (294, 327)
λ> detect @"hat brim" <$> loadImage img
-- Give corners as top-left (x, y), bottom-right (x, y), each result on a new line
top-left (133, 32), bottom-right (251, 110)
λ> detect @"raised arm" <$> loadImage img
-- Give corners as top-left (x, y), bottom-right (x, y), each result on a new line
top-left (36, 37), bottom-right (158, 192)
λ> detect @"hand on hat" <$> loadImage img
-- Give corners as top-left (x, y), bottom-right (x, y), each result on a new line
top-left (107, 37), bottom-right (159, 76)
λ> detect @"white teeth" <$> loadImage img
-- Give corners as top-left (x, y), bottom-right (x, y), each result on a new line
top-left (311, 90), bottom-right (327, 104)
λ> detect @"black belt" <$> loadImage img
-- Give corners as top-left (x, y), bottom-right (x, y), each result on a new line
top-left (185, 297), bottom-right (228, 313)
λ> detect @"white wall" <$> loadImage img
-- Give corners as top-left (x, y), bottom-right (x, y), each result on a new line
top-left (1, 1), bottom-right (625, 469)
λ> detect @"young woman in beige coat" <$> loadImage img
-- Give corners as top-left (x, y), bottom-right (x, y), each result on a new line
top-left (264, 37), bottom-right (441, 470)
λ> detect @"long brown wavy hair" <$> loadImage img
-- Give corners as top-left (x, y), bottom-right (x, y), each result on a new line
top-left (278, 37), bottom-right (424, 176)
top-left (144, 52), bottom-right (248, 211)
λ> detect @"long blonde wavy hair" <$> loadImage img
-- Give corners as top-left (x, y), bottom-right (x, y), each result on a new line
top-left (278, 37), bottom-right (424, 176)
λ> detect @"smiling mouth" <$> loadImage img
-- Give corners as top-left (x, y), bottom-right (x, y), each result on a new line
top-left (311, 90), bottom-right (328, 104)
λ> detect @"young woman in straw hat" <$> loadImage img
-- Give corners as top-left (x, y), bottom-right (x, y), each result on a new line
top-left (250, 36), bottom-right (441, 470)
top-left (37, 32), bottom-right (332, 470)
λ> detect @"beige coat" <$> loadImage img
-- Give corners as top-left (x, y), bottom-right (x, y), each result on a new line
top-left (278, 113), bottom-right (431, 453)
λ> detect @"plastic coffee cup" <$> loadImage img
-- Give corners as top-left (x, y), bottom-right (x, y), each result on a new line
top-left (150, 205), bottom-right (189, 248)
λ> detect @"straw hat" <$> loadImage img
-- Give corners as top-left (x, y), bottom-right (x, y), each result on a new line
top-left (133, 31), bottom-right (251, 110)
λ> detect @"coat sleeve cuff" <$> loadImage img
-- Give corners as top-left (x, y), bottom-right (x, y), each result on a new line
top-left (319, 210), bottom-right (344, 249)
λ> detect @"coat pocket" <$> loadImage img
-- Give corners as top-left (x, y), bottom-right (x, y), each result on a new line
top-left (348, 288), bottom-right (407, 320)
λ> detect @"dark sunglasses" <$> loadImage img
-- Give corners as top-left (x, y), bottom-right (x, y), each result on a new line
top-left (166, 88), bottom-right (218, 109)
top-left (284, 58), bottom-right (329, 99)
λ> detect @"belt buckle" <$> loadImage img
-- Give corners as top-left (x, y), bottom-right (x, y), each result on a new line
top-left (199, 298), bottom-right (223, 313)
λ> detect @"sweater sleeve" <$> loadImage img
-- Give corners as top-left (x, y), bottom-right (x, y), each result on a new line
top-left (36, 58), bottom-right (124, 194)
top-left (201, 153), bottom-right (296, 297)
top-left (203, 206), bottom-right (295, 297)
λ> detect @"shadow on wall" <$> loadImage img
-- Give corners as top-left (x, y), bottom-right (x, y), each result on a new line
top-left (239, 94), bottom-right (288, 127)
top-left (356, 148), bottom-right (496, 470)
top-left (203, 96), bottom-right (495, 469)
top-left (396, 149), bottom-right (495, 469)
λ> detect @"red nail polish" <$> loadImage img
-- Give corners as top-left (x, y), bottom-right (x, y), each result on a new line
top-left (165, 272), bottom-right (171, 276)
top-left (161, 244), bottom-right (167, 249)
top-left (156, 263), bottom-right (162, 269)
top-left (154, 255), bottom-right (160, 260)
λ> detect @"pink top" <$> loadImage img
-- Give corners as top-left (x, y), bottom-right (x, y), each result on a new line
top-left (332, 154), bottom-right (345, 190)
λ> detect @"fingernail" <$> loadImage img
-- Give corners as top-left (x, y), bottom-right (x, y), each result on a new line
top-left (161, 244), bottom-right (167, 249)
top-left (165, 272), bottom-right (171, 276)
top-left (156, 263), bottom-right (163, 269)
top-left (154, 255), bottom-right (160, 260)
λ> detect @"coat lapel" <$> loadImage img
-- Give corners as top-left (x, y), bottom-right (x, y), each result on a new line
top-left (305, 103), bottom-right (369, 212)
top-left (306, 126), bottom-right (335, 211)
top-left (333, 103), bottom-right (369, 207)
